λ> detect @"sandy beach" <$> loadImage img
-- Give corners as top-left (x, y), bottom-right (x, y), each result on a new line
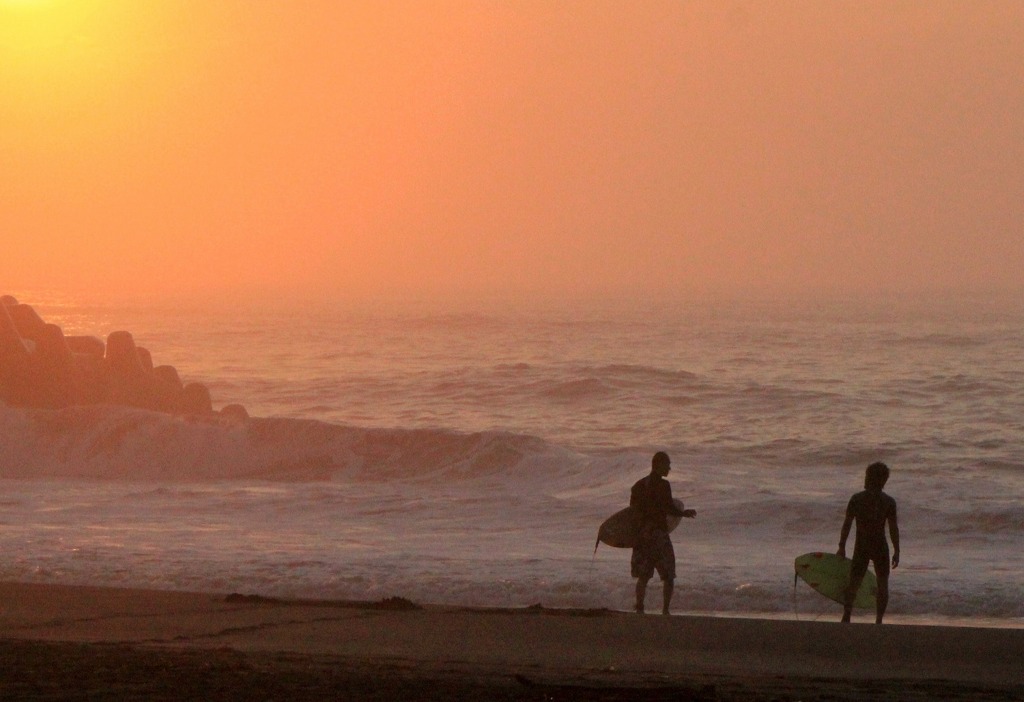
top-left (0, 582), bottom-right (1020, 700)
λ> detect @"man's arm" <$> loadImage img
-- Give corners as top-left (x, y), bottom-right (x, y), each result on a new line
top-left (658, 481), bottom-right (687, 517)
top-left (889, 504), bottom-right (900, 568)
top-left (837, 511), bottom-right (854, 559)
top-left (664, 490), bottom-right (695, 518)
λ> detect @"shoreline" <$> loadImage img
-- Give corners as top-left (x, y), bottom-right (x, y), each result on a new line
top-left (674, 608), bottom-right (1024, 630)
top-left (8, 577), bottom-right (1023, 631)
top-left (2, 582), bottom-right (1022, 700)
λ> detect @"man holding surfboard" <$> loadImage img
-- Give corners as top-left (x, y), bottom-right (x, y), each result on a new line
top-left (630, 451), bottom-right (696, 615)
top-left (837, 461), bottom-right (900, 624)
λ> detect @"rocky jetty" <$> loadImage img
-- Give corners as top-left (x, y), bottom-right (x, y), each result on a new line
top-left (0, 295), bottom-right (245, 419)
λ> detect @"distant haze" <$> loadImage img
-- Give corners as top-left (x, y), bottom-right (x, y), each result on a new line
top-left (3, 1), bottom-right (1022, 307)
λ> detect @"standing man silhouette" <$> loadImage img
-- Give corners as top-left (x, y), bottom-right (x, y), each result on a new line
top-left (630, 451), bottom-right (696, 615)
top-left (838, 461), bottom-right (900, 624)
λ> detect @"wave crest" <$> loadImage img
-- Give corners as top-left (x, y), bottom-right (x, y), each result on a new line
top-left (0, 404), bottom-right (577, 482)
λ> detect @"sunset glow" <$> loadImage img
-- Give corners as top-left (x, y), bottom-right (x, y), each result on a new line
top-left (3, 1), bottom-right (1022, 306)
top-left (3, 5), bottom-right (1024, 683)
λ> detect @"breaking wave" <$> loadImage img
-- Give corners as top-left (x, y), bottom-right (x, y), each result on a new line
top-left (0, 404), bottom-right (582, 482)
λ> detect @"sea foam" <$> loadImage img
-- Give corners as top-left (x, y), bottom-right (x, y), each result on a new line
top-left (0, 404), bottom-right (580, 482)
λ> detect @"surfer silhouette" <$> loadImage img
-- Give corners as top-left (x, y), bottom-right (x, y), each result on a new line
top-left (837, 461), bottom-right (900, 624)
top-left (630, 451), bottom-right (695, 615)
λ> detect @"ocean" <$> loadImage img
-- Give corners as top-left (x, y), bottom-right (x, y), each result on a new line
top-left (1, 292), bottom-right (1022, 626)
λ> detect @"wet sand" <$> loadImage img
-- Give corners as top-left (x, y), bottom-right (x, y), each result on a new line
top-left (1, 582), bottom-right (1021, 700)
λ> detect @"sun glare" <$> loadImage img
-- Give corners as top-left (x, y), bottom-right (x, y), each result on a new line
top-left (2, 0), bottom-right (55, 7)
top-left (1, 1), bottom-right (97, 60)
top-left (1, 0), bottom-right (174, 129)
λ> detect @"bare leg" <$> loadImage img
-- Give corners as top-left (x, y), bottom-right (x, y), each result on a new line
top-left (875, 574), bottom-right (889, 624)
top-left (635, 577), bottom-right (649, 613)
top-left (842, 560), bottom-right (868, 624)
top-left (662, 578), bottom-right (674, 615)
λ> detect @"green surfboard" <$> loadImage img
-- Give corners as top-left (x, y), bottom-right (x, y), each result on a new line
top-left (794, 552), bottom-right (877, 610)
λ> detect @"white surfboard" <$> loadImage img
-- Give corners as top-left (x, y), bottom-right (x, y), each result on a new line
top-left (595, 498), bottom-right (685, 550)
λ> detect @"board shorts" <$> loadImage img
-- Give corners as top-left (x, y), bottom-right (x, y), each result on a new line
top-left (851, 542), bottom-right (890, 581)
top-left (631, 525), bottom-right (675, 581)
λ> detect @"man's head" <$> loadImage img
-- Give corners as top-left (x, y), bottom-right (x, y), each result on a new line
top-left (652, 451), bottom-right (671, 477)
top-left (864, 461), bottom-right (890, 491)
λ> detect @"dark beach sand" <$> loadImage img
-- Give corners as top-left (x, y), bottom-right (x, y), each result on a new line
top-left (1, 582), bottom-right (1021, 701)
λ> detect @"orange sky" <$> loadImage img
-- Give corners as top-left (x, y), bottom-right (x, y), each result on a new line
top-left (2, 1), bottom-right (1022, 306)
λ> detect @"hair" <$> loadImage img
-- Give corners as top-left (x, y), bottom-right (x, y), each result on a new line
top-left (864, 461), bottom-right (890, 491)
top-left (652, 451), bottom-right (670, 470)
